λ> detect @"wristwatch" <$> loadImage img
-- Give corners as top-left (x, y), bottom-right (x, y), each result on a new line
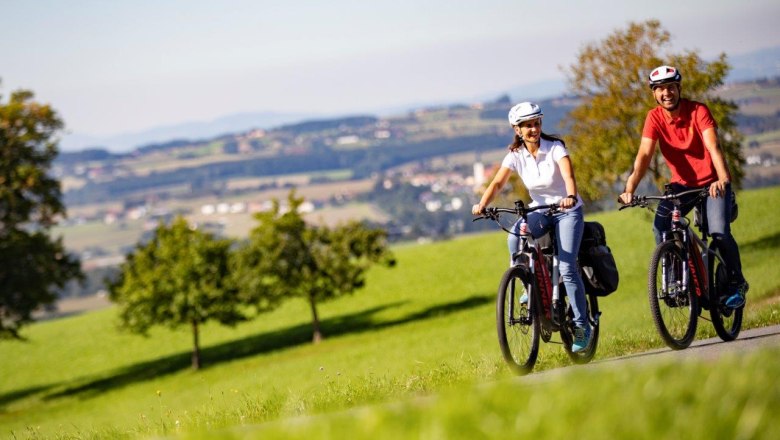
top-left (566, 194), bottom-right (577, 201)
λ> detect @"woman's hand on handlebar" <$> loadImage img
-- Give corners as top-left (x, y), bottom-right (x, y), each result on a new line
top-left (618, 191), bottom-right (633, 205)
top-left (472, 203), bottom-right (485, 216)
top-left (559, 196), bottom-right (575, 210)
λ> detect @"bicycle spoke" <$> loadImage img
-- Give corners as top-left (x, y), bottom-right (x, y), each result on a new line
top-left (497, 266), bottom-right (539, 374)
top-left (649, 241), bottom-right (697, 349)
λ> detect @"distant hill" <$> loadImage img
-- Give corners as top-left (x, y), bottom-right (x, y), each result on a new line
top-left (727, 46), bottom-right (780, 82)
top-left (59, 111), bottom-right (317, 153)
top-left (59, 46), bottom-right (780, 154)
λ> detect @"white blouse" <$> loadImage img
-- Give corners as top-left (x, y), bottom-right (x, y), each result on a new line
top-left (501, 137), bottom-right (582, 209)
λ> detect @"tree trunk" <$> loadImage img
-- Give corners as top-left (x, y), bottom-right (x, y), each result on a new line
top-left (308, 294), bottom-right (323, 343)
top-left (191, 320), bottom-right (201, 370)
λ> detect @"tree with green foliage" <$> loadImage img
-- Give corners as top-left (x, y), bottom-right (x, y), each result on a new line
top-left (233, 191), bottom-right (395, 343)
top-left (108, 216), bottom-right (245, 369)
top-left (0, 84), bottom-right (82, 339)
top-left (562, 19), bottom-right (744, 201)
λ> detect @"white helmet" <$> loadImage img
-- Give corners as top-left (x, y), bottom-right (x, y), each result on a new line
top-left (508, 102), bottom-right (543, 126)
top-left (648, 65), bottom-right (682, 89)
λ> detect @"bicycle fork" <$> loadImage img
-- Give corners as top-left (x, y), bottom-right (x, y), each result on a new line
top-left (661, 249), bottom-right (688, 299)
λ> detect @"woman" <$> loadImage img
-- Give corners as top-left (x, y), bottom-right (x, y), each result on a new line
top-left (472, 101), bottom-right (590, 352)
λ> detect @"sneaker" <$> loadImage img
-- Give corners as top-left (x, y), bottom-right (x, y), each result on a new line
top-left (572, 326), bottom-right (590, 353)
top-left (724, 282), bottom-right (749, 309)
top-left (519, 293), bottom-right (528, 305)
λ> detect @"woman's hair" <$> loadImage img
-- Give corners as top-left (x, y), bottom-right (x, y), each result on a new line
top-left (508, 131), bottom-right (565, 151)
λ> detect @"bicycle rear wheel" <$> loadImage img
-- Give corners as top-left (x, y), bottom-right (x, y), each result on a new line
top-left (648, 240), bottom-right (698, 350)
top-left (562, 294), bottom-right (600, 364)
top-left (710, 261), bottom-right (743, 341)
top-left (496, 265), bottom-right (539, 374)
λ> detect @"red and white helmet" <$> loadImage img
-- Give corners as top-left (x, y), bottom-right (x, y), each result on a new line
top-left (508, 102), bottom-right (543, 126)
top-left (648, 65), bottom-right (682, 89)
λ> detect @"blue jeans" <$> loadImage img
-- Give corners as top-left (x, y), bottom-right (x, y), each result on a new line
top-left (508, 206), bottom-right (587, 327)
top-left (653, 182), bottom-right (745, 285)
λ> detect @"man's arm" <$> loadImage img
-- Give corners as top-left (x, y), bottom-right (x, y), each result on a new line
top-left (702, 127), bottom-right (731, 198)
top-left (619, 137), bottom-right (656, 204)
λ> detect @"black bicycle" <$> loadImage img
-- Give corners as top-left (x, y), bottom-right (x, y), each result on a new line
top-left (475, 200), bottom-right (600, 374)
top-left (620, 187), bottom-right (743, 349)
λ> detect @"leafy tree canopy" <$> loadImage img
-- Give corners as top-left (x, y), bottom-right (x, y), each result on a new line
top-left (562, 19), bottom-right (744, 201)
top-left (233, 191), bottom-right (395, 342)
top-left (0, 84), bottom-right (82, 339)
top-left (109, 216), bottom-right (243, 369)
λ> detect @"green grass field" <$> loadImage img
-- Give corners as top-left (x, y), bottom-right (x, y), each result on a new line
top-left (2, 186), bottom-right (779, 439)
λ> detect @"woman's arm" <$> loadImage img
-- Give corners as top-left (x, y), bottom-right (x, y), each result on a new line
top-left (558, 156), bottom-right (578, 209)
top-left (472, 166), bottom-right (512, 214)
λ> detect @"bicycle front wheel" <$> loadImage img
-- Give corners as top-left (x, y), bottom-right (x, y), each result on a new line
top-left (648, 240), bottom-right (698, 350)
top-left (496, 265), bottom-right (539, 375)
top-left (710, 261), bottom-right (743, 341)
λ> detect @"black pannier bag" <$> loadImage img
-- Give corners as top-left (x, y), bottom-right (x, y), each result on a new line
top-left (578, 221), bottom-right (619, 296)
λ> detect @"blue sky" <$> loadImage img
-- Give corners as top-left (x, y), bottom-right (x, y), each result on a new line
top-left (2, 0), bottom-right (779, 144)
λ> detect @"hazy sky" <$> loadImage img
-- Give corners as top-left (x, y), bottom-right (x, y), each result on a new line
top-left (2, 0), bottom-right (780, 140)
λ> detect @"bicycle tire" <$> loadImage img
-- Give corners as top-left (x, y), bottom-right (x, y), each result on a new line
top-left (496, 265), bottom-right (539, 374)
top-left (710, 261), bottom-right (743, 341)
top-left (561, 294), bottom-right (600, 363)
top-left (648, 240), bottom-right (698, 350)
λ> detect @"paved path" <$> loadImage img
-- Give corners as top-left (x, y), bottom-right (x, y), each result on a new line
top-left (605, 324), bottom-right (780, 364)
top-left (525, 324), bottom-right (780, 382)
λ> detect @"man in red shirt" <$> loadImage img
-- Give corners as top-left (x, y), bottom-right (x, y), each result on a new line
top-left (619, 65), bottom-right (747, 309)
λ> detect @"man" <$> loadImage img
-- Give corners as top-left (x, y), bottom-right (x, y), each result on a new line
top-left (619, 65), bottom-right (747, 308)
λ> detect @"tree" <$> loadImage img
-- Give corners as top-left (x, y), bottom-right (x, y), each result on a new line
top-left (562, 19), bottom-right (745, 201)
top-left (0, 84), bottom-right (82, 339)
top-left (108, 216), bottom-right (245, 369)
top-left (233, 191), bottom-right (395, 343)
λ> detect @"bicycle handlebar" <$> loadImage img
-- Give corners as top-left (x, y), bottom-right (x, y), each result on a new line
top-left (473, 202), bottom-right (560, 223)
top-left (617, 187), bottom-right (708, 210)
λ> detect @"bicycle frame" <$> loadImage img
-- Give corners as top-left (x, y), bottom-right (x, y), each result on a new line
top-left (661, 196), bottom-right (727, 305)
top-left (477, 200), bottom-right (566, 332)
top-left (479, 199), bottom-right (602, 371)
top-left (516, 229), bottom-right (564, 330)
top-left (620, 185), bottom-right (742, 347)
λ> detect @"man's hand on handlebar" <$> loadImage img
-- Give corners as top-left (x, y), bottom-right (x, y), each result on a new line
top-left (709, 179), bottom-right (729, 199)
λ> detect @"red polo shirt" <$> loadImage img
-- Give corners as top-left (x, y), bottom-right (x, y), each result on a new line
top-left (642, 99), bottom-right (718, 186)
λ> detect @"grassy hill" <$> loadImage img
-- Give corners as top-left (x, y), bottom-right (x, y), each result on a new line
top-left (1, 186), bottom-right (779, 438)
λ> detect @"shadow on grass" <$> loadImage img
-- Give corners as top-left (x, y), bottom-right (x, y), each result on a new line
top-left (44, 293), bottom-right (493, 401)
top-left (0, 384), bottom-right (55, 412)
top-left (741, 231), bottom-right (780, 252)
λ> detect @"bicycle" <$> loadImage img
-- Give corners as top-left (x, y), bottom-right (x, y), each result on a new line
top-left (619, 186), bottom-right (743, 350)
top-left (474, 200), bottom-right (601, 374)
